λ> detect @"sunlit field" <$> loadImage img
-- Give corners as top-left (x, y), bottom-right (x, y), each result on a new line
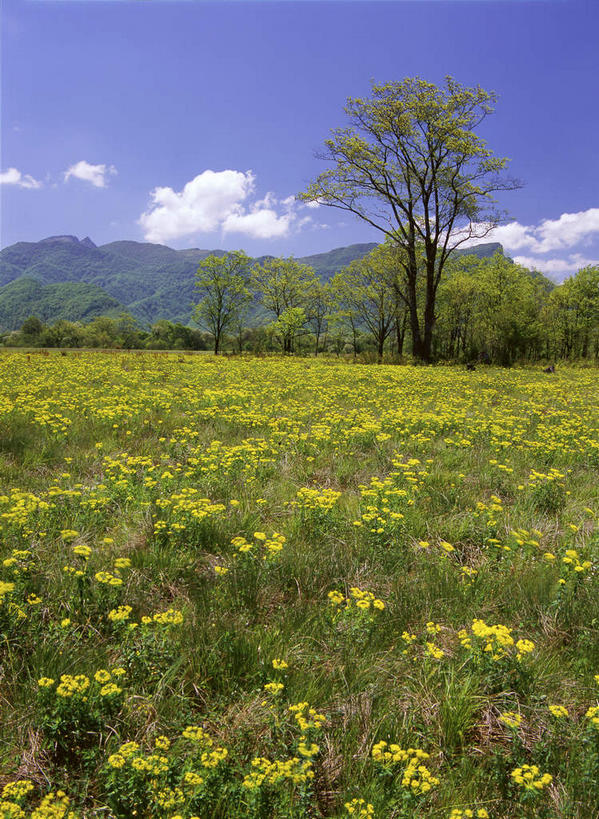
top-left (1, 351), bottom-right (598, 818)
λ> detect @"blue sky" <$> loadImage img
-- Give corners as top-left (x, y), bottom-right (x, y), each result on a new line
top-left (1, 0), bottom-right (598, 279)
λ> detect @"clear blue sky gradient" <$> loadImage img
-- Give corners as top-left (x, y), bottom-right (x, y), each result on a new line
top-left (2, 0), bottom-right (598, 278)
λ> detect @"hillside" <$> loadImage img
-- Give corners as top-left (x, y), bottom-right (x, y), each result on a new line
top-left (0, 236), bottom-right (505, 330)
top-left (0, 277), bottom-right (123, 329)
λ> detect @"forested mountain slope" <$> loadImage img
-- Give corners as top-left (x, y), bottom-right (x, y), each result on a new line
top-left (0, 236), bottom-right (504, 329)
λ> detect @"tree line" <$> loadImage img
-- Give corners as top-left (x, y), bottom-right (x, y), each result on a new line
top-left (193, 247), bottom-right (599, 363)
top-left (3, 248), bottom-right (597, 364)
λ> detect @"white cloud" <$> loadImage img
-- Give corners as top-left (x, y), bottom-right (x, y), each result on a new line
top-left (452, 207), bottom-right (599, 279)
top-left (513, 253), bottom-right (599, 277)
top-left (0, 167), bottom-right (42, 189)
top-left (535, 209), bottom-right (599, 252)
top-left (139, 169), bottom-right (310, 243)
top-left (485, 222), bottom-right (535, 251)
top-left (223, 209), bottom-right (292, 240)
top-left (64, 160), bottom-right (117, 188)
top-left (457, 208), bottom-right (599, 254)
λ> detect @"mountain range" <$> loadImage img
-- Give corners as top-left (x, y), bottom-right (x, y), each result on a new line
top-left (0, 235), bottom-right (503, 331)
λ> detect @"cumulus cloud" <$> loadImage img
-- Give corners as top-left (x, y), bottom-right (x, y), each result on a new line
top-left (139, 169), bottom-right (310, 243)
top-left (452, 207), bottom-right (599, 278)
top-left (534, 209), bottom-right (599, 252)
top-left (0, 167), bottom-right (42, 189)
top-left (222, 209), bottom-right (292, 240)
top-left (513, 253), bottom-right (599, 276)
top-left (64, 160), bottom-right (117, 188)
top-left (457, 208), bottom-right (599, 254)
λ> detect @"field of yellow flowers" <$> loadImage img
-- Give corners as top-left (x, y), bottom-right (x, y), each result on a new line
top-left (1, 351), bottom-right (598, 818)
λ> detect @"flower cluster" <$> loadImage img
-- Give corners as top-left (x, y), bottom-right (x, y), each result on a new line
top-left (241, 756), bottom-right (314, 789)
top-left (293, 485), bottom-right (341, 514)
top-left (288, 701), bottom-right (327, 733)
top-left (511, 764), bottom-right (552, 792)
top-left (459, 619), bottom-right (535, 663)
top-left (38, 668), bottom-right (124, 700)
top-left (345, 798), bottom-right (375, 816)
top-left (231, 531), bottom-right (286, 560)
top-left (372, 741), bottom-right (439, 795)
top-left (328, 587), bottom-right (385, 613)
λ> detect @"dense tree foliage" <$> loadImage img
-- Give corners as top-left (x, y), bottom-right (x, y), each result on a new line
top-left (331, 246), bottom-right (396, 362)
top-left (3, 252), bottom-right (597, 366)
top-left (251, 257), bottom-right (319, 353)
top-left (194, 251), bottom-right (252, 355)
top-left (3, 313), bottom-right (212, 352)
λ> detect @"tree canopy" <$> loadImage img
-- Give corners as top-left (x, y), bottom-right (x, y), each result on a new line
top-left (194, 251), bottom-right (252, 355)
top-left (300, 76), bottom-right (520, 361)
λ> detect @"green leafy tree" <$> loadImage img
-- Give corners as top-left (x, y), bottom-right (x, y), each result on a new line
top-left (116, 313), bottom-right (145, 349)
top-left (85, 316), bottom-right (120, 348)
top-left (329, 275), bottom-right (364, 359)
top-left (564, 265), bottom-right (598, 358)
top-left (326, 311), bottom-right (353, 356)
top-left (436, 256), bottom-right (481, 360)
top-left (392, 294), bottom-right (410, 358)
top-left (41, 320), bottom-right (86, 348)
top-left (307, 280), bottom-right (333, 355)
top-left (333, 246), bottom-right (396, 362)
top-left (269, 307), bottom-right (307, 355)
top-left (194, 251), bottom-right (252, 355)
top-left (20, 315), bottom-right (44, 338)
top-left (300, 76), bottom-right (520, 362)
top-left (146, 319), bottom-right (175, 350)
top-left (252, 257), bottom-right (318, 353)
top-left (543, 266), bottom-right (599, 359)
top-left (472, 253), bottom-right (544, 365)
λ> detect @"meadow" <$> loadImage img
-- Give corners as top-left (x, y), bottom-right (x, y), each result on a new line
top-left (0, 351), bottom-right (598, 818)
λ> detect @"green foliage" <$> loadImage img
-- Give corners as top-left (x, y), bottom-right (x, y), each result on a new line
top-left (252, 257), bottom-right (318, 318)
top-left (0, 276), bottom-right (123, 330)
top-left (436, 252), bottom-right (551, 363)
top-left (194, 251), bottom-right (253, 354)
top-left (542, 265), bottom-right (599, 359)
top-left (269, 307), bottom-right (308, 355)
top-left (331, 246), bottom-right (397, 361)
top-left (300, 76), bottom-right (520, 362)
top-left (252, 257), bottom-right (319, 352)
top-left (0, 236), bottom-right (597, 364)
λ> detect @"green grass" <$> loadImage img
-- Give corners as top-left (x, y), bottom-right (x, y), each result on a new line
top-left (0, 351), bottom-right (598, 817)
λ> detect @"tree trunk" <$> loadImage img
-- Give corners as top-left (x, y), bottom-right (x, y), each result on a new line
top-left (419, 260), bottom-right (437, 363)
top-left (395, 312), bottom-right (407, 357)
top-left (405, 265), bottom-right (431, 363)
top-left (409, 304), bottom-right (428, 362)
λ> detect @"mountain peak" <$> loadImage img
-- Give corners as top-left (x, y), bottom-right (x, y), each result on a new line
top-left (38, 235), bottom-right (97, 248)
top-left (38, 235), bottom-right (81, 245)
